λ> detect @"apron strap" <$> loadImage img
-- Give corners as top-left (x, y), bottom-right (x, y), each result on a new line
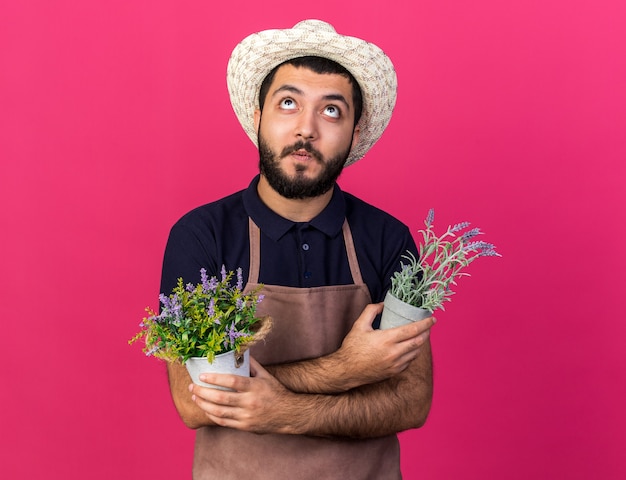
top-left (341, 220), bottom-right (364, 284)
top-left (248, 217), bottom-right (261, 284)
top-left (247, 217), bottom-right (364, 285)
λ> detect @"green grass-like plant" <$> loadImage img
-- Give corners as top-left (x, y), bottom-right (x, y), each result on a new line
top-left (390, 209), bottom-right (500, 312)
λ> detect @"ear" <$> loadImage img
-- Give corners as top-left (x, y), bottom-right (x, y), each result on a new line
top-left (351, 125), bottom-right (360, 147)
top-left (254, 109), bottom-right (261, 132)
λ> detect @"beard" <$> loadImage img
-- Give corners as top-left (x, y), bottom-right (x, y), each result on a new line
top-left (258, 134), bottom-right (350, 200)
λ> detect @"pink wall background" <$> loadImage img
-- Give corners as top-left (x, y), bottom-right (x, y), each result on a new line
top-left (2, 1), bottom-right (624, 478)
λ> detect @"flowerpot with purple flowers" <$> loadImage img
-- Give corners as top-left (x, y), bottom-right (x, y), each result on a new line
top-left (380, 209), bottom-right (501, 330)
top-left (130, 266), bottom-right (271, 389)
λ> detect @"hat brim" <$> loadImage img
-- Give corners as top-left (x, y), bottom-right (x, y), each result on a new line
top-left (227, 19), bottom-right (397, 166)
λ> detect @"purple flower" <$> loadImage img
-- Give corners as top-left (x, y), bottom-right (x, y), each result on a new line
top-left (165, 294), bottom-right (183, 320)
top-left (425, 208), bottom-right (435, 227)
top-left (200, 268), bottom-right (211, 293)
top-left (221, 265), bottom-right (227, 282)
top-left (236, 297), bottom-right (244, 311)
top-left (186, 283), bottom-right (195, 292)
top-left (158, 293), bottom-right (182, 322)
top-left (257, 294), bottom-right (265, 304)
top-left (463, 241), bottom-right (496, 252)
top-left (171, 294), bottom-right (182, 313)
top-left (198, 268), bottom-right (218, 293)
top-left (207, 298), bottom-right (215, 316)
top-left (145, 345), bottom-right (159, 357)
top-left (461, 228), bottom-right (482, 242)
top-left (451, 221), bottom-right (471, 233)
top-left (224, 321), bottom-right (247, 348)
top-left (236, 267), bottom-right (243, 290)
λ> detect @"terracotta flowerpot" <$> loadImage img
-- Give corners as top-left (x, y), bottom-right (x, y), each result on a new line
top-left (185, 349), bottom-right (250, 390)
top-left (379, 291), bottom-right (432, 330)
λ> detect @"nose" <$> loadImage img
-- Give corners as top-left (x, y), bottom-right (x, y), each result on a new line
top-left (294, 109), bottom-right (317, 141)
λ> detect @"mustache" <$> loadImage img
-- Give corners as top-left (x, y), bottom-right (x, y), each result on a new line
top-left (279, 141), bottom-right (323, 163)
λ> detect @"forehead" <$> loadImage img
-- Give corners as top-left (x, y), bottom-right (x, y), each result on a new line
top-left (267, 64), bottom-right (354, 103)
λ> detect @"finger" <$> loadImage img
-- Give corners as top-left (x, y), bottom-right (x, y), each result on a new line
top-left (198, 398), bottom-right (256, 432)
top-left (205, 411), bottom-right (249, 431)
top-left (206, 413), bottom-right (238, 428)
top-left (386, 328), bottom-right (429, 357)
top-left (408, 331), bottom-right (431, 352)
top-left (416, 317), bottom-right (436, 337)
top-left (353, 303), bottom-right (384, 329)
top-left (392, 336), bottom-right (432, 370)
top-left (388, 316), bottom-right (436, 342)
top-left (196, 396), bottom-right (244, 427)
top-left (197, 372), bottom-right (251, 392)
top-left (393, 351), bottom-right (420, 372)
top-left (190, 383), bottom-right (237, 404)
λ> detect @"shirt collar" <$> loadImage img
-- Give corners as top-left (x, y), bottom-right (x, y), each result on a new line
top-left (242, 175), bottom-right (346, 241)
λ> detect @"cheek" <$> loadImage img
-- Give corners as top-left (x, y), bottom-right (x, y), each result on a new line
top-left (259, 118), bottom-right (292, 145)
top-left (324, 126), bottom-right (355, 151)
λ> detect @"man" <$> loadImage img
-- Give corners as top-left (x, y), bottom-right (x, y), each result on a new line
top-left (161, 19), bottom-right (435, 479)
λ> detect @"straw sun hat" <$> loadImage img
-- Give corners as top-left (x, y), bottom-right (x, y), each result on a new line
top-left (227, 19), bottom-right (397, 166)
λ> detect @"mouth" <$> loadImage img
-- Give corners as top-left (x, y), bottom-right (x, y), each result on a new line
top-left (291, 149), bottom-right (313, 161)
top-left (281, 142), bottom-right (323, 164)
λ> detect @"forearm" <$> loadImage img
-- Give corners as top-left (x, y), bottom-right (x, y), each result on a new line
top-left (266, 310), bottom-right (435, 395)
top-left (166, 361), bottom-right (215, 429)
top-left (265, 351), bottom-right (362, 394)
top-left (280, 342), bottom-right (433, 438)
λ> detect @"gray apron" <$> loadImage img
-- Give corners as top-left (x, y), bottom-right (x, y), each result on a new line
top-left (192, 218), bottom-right (401, 479)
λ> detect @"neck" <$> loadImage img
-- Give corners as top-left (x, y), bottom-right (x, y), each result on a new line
top-left (257, 175), bottom-right (334, 222)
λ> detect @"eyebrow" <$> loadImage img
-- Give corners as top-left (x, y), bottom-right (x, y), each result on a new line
top-left (272, 84), bottom-right (352, 111)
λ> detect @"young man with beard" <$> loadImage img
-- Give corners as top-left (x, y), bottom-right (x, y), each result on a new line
top-left (160, 20), bottom-right (435, 480)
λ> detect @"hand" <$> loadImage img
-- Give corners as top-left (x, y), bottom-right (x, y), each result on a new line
top-left (336, 303), bottom-right (435, 387)
top-left (189, 357), bottom-right (295, 434)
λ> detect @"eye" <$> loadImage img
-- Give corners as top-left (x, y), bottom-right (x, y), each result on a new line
top-left (323, 105), bottom-right (341, 118)
top-left (279, 98), bottom-right (297, 110)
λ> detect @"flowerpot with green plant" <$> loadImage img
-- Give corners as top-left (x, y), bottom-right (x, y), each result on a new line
top-left (380, 209), bottom-right (500, 330)
top-left (130, 266), bottom-right (271, 389)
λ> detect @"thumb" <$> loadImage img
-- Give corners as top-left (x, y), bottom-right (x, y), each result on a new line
top-left (249, 356), bottom-right (269, 378)
top-left (352, 303), bottom-right (384, 330)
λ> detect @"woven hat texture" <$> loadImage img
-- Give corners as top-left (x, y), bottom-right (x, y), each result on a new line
top-left (227, 19), bottom-right (397, 166)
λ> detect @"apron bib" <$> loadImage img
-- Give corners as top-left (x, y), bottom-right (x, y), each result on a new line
top-left (192, 218), bottom-right (402, 479)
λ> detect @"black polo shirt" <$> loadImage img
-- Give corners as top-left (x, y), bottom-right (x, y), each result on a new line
top-left (160, 175), bottom-right (417, 304)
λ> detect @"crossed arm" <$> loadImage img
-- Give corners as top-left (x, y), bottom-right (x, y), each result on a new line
top-left (167, 303), bottom-right (434, 438)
